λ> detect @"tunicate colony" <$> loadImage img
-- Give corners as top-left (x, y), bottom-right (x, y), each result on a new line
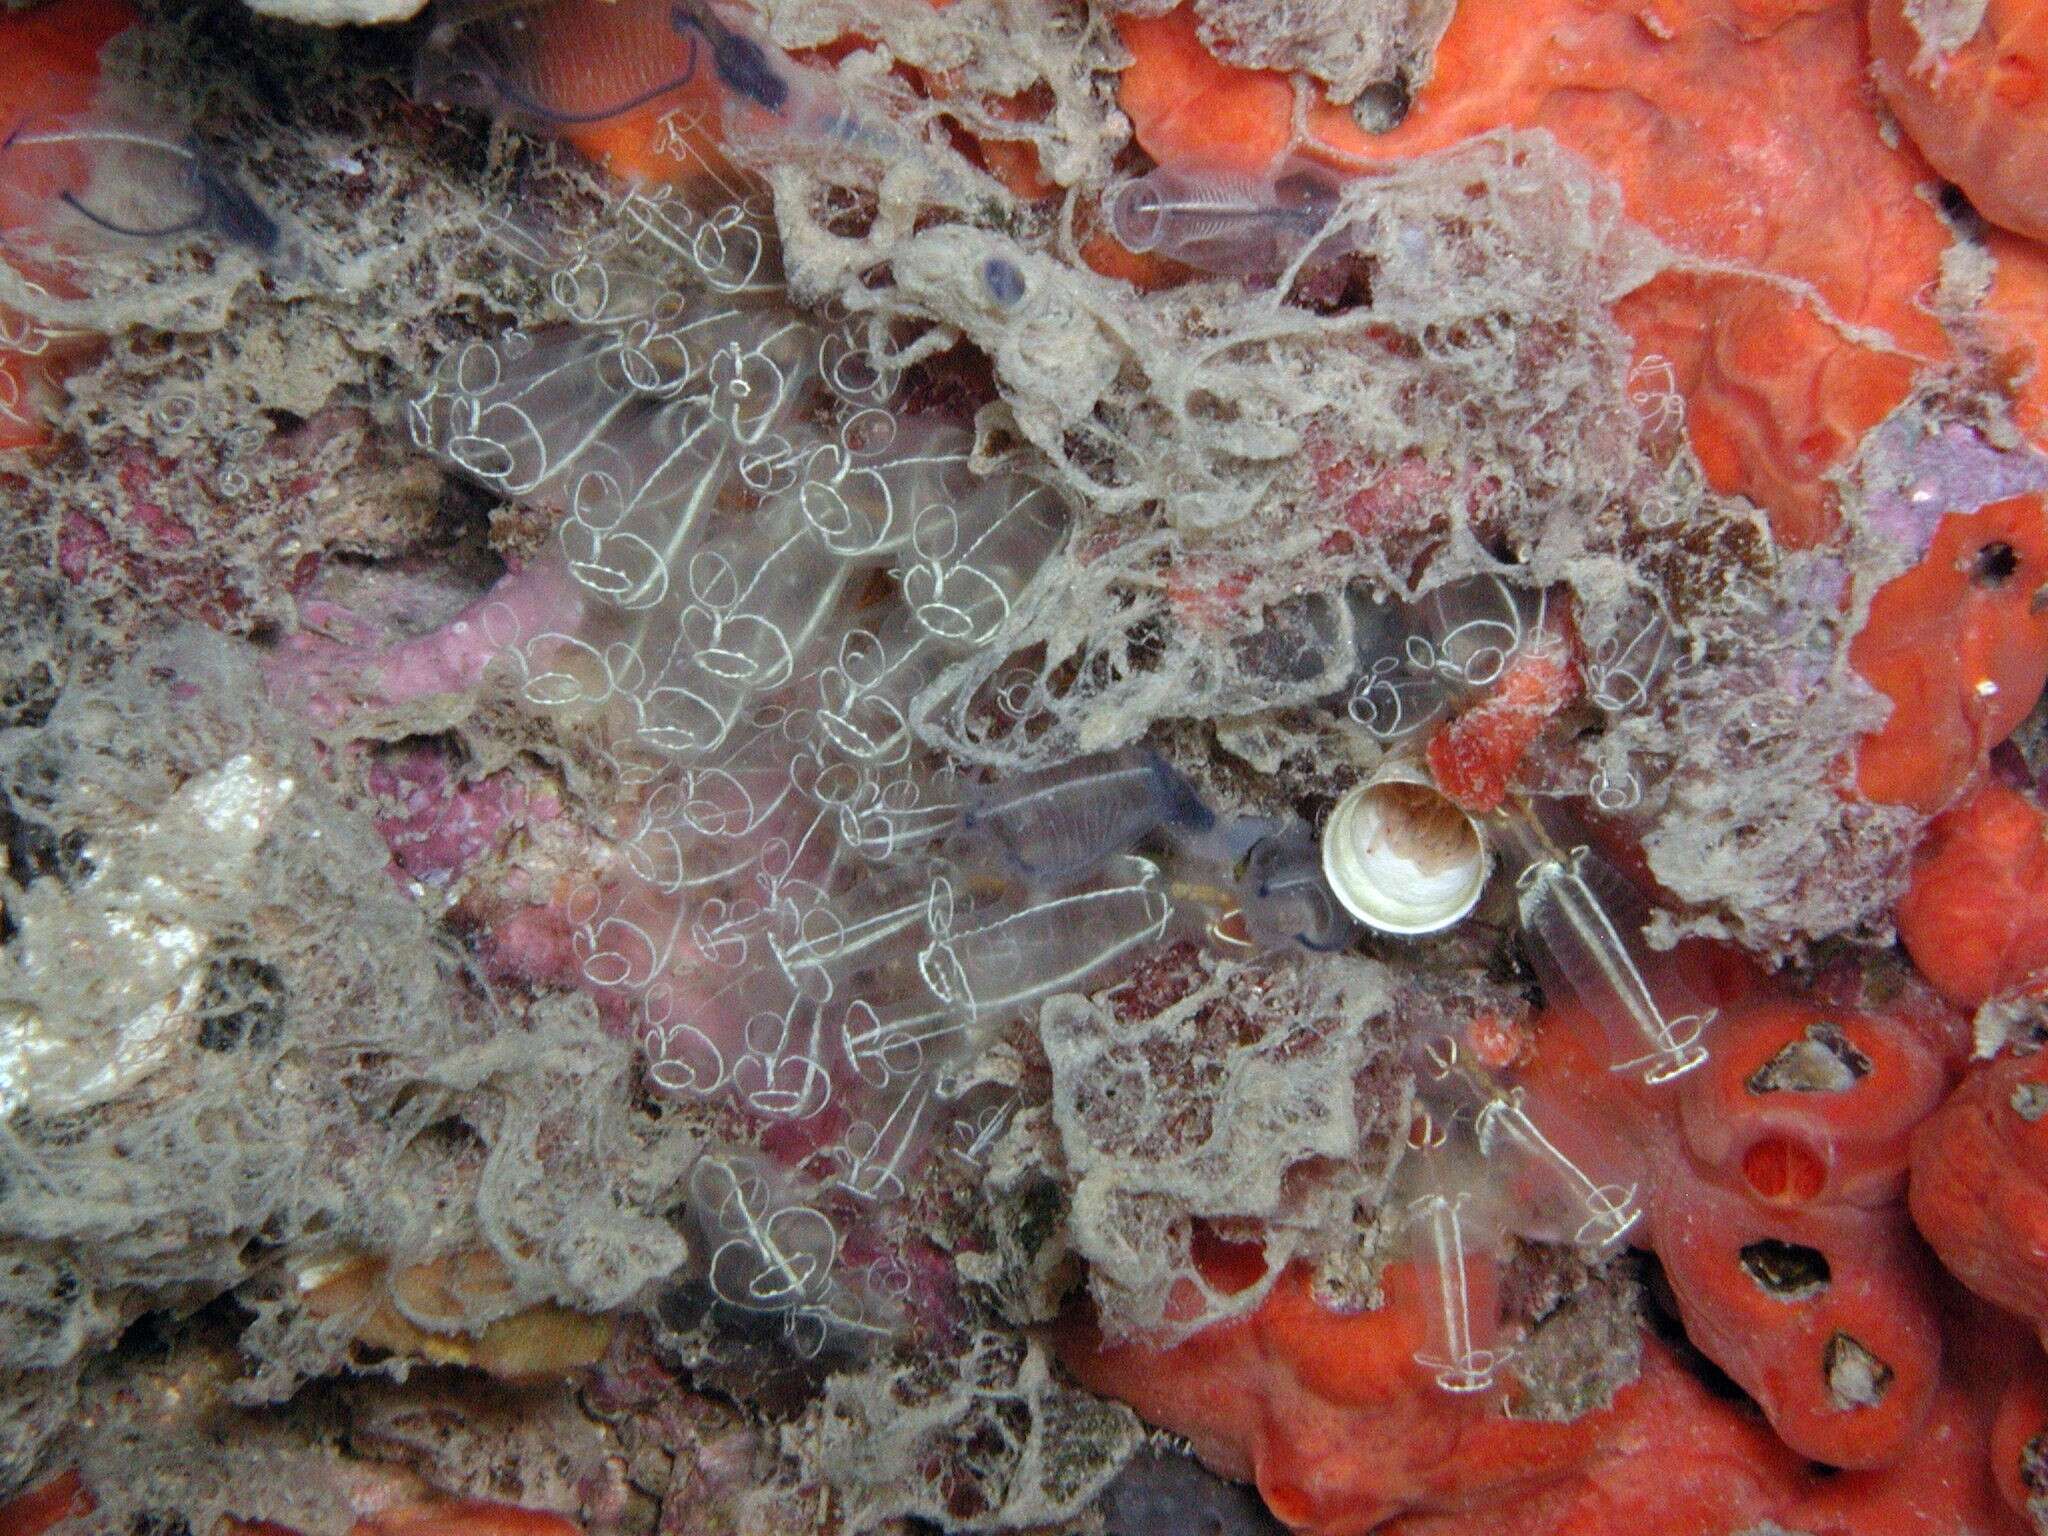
top-left (397, 0), bottom-right (1713, 1386)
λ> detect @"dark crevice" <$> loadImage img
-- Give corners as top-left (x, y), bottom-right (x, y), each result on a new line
top-left (195, 956), bottom-right (286, 1051)
top-left (1975, 541), bottom-right (2021, 588)
top-left (0, 790), bottom-right (90, 887)
top-left (1351, 75), bottom-right (1412, 133)
top-left (1745, 1021), bottom-right (1872, 1094)
top-left (1739, 1238), bottom-right (1831, 1299)
top-left (1640, 1253), bottom-right (1757, 1406)
top-left (2020, 1430), bottom-right (2048, 1494)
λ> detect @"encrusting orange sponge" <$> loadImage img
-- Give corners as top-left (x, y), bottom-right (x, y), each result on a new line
top-left (1898, 780), bottom-right (2048, 1009)
top-left (1868, 0), bottom-right (2048, 245)
top-left (1852, 495), bottom-right (2048, 814)
top-left (1911, 1042), bottom-right (2048, 1335)
top-left (1111, 0), bottom-right (1955, 552)
top-left (1055, 1259), bottom-right (1813, 1536)
top-left (1677, 1000), bottom-right (1952, 1209)
top-left (1061, 1228), bottom-right (2029, 1533)
top-left (1424, 643), bottom-right (1581, 816)
top-left (1649, 1163), bottom-right (1946, 1470)
top-left (0, 1475), bottom-right (585, 1536)
top-left (1991, 1367), bottom-right (2048, 1529)
top-left (1522, 992), bottom-right (1955, 1472)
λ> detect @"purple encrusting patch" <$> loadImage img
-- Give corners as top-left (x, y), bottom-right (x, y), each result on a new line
top-left (1857, 420), bottom-right (2048, 557)
top-left (368, 741), bottom-right (529, 888)
top-left (265, 558), bottom-right (584, 726)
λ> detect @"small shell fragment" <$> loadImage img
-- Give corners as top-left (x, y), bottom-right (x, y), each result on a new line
top-left (1320, 770), bottom-right (1488, 936)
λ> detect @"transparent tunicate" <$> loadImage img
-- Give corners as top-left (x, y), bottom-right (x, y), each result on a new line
top-left (765, 881), bottom-right (934, 1006)
top-left (1414, 1034), bottom-right (1644, 1254)
top-left (835, 992), bottom-right (969, 1091)
top-left (1347, 652), bottom-right (1447, 744)
top-left (409, 316), bottom-right (836, 519)
top-left (702, 536), bottom-right (842, 679)
top-left (1404, 1179), bottom-right (1513, 1394)
top-left (1586, 762), bottom-right (1644, 814)
top-left (688, 1153), bottom-right (891, 1358)
top-left (398, 113), bottom-right (1169, 1369)
top-left (793, 420), bottom-right (976, 561)
top-left (947, 1090), bottom-right (1019, 1167)
top-left (1343, 575), bottom-right (1562, 752)
top-left (1584, 604), bottom-right (1688, 715)
top-left (1474, 1085), bottom-right (1641, 1252)
top-left (727, 995), bottom-right (829, 1119)
top-left (617, 715), bottom-right (814, 893)
top-left (1512, 839), bottom-right (1714, 1085)
top-left (1406, 575), bottom-right (1553, 692)
top-left (1101, 164), bottom-right (1342, 280)
top-left (816, 758), bottom-right (962, 864)
top-left (959, 747), bottom-right (1210, 885)
top-left (1624, 352), bottom-right (1686, 450)
top-left (1235, 825), bottom-right (1358, 953)
top-left (899, 479), bottom-right (1067, 646)
top-left (804, 622), bottom-right (931, 768)
top-left (821, 1077), bottom-right (938, 1203)
top-left (612, 175), bottom-right (783, 296)
top-left (916, 856), bottom-right (1173, 1021)
top-left (642, 973), bottom-right (743, 1097)
top-left (408, 328), bottom-right (675, 501)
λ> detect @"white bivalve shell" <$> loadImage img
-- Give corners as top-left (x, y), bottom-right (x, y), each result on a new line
top-left (1320, 767), bottom-right (1488, 936)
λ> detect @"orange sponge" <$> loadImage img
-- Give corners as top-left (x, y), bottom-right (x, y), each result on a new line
top-left (1112, 1), bottom-right (1954, 551)
top-left (1869, 0), bottom-right (2048, 244)
top-left (1853, 496), bottom-right (2048, 813)
top-left (1899, 781), bottom-right (2048, 1009)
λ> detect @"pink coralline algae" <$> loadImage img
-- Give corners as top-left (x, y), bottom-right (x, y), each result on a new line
top-left (365, 745), bottom-right (542, 891)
